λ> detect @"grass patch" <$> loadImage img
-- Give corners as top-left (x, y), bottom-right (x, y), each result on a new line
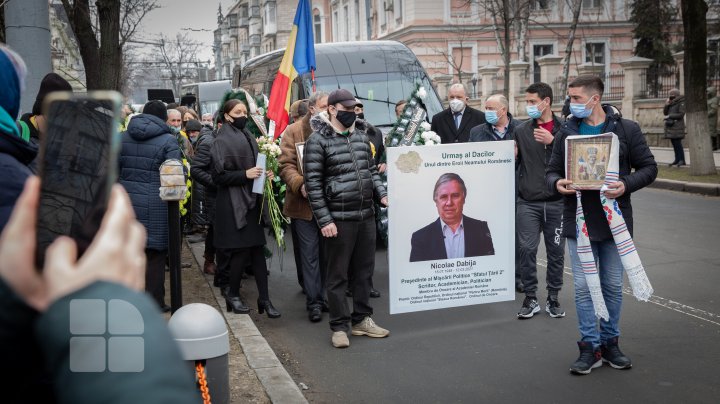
top-left (656, 166), bottom-right (720, 184)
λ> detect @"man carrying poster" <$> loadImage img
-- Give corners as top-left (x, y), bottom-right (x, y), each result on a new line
top-left (410, 173), bottom-right (494, 262)
top-left (546, 75), bottom-right (657, 375)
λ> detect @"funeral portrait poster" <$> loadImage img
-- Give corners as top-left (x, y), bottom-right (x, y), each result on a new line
top-left (386, 141), bottom-right (516, 314)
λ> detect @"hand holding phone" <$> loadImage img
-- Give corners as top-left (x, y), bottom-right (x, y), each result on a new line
top-left (35, 91), bottom-right (122, 269)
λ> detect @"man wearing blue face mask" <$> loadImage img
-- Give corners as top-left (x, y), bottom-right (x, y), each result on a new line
top-left (546, 75), bottom-right (657, 375)
top-left (468, 94), bottom-right (521, 143)
top-left (514, 82), bottom-right (566, 320)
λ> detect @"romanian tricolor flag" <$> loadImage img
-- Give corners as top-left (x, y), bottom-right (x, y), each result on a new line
top-left (266, 0), bottom-right (316, 139)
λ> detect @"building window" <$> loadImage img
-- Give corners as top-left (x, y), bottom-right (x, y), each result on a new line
top-left (582, 0), bottom-right (602, 8)
top-left (333, 11), bottom-right (338, 41)
top-left (530, 0), bottom-right (551, 11)
top-left (314, 10), bottom-right (322, 43)
top-left (378, 0), bottom-right (386, 30)
top-left (395, 0), bottom-right (403, 23)
top-left (585, 42), bottom-right (605, 65)
top-left (355, 0), bottom-right (361, 39)
top-left (343, 5), bottom-right (349, 41)
top-left (449, 0), bottom-right (473, 20)
top-left (532, 44), bottom-right (554, 82)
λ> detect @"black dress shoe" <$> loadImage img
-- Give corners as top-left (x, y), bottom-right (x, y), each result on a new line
top-left (369, 288), bottom-right (381, 298)
top-left (308, 307), bottom-right (322, 322)
top-left (257, 299), bottom-right (281, 318)
top-left (225, 296), bottom-right (250, 314)
top-left (677, 160), bottom-right (686, 167)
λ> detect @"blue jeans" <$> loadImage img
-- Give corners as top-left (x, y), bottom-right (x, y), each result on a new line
top-left (567, 238), bottom-right (624, 348)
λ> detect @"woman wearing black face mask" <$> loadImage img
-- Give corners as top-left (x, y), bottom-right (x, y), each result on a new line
top-left (210, 99), bottom-right (280, 318)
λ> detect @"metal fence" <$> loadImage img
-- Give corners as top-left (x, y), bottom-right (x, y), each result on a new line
top-left (603, 71), bottom-right (624, 100)
top-left (551, 76), bottom-right (574, 104)
top-left (640, 65), bottom-right (679, 99)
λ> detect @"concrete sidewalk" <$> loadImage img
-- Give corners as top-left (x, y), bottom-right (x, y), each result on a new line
top-left (187, 241), bottom-right (308, 404)
top-left (650, 146), bottom-right (720, 167)
top-left (649, 147), bottom-right (720, 196)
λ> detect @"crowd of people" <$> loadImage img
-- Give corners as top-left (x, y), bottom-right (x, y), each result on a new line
top-left (1, 33), bottom-right (662, 390)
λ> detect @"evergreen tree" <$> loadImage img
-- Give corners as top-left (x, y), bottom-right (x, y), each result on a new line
top-left (630, 0), bottom-right (676, 97)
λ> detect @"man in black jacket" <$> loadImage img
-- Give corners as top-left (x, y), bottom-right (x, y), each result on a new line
top-left (546, 75), bottom-right (657, 375)
top-left (515, 82), bottom-right (566, 320)
top-left (468, 94), bottom-right (522, 142)
top-left (304, 89), bottom-right (389, 349)
top-left (431, 83), bottom-right (486, 144)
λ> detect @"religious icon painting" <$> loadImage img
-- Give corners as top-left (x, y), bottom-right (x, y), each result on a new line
top-left (565, 133), bottom-right (613, 190)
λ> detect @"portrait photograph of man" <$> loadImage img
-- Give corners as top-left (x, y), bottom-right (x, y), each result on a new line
top-left (409, 173), bottom-right (495, 262)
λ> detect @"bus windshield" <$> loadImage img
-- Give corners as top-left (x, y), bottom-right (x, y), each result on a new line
top-left (304, 72), bottom-right (442, 128)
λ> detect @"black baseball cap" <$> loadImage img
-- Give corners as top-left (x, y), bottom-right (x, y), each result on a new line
top-left (327, 89), bottom-right (360, 108)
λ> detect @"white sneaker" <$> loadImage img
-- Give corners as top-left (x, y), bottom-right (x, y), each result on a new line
top-left (332, 331), bottom-right (350, 348)
top-left (351, 317), bottom-right (389, 338)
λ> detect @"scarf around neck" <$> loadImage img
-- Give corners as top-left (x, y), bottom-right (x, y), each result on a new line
top-left (568, 132), bottom-right (653, 320)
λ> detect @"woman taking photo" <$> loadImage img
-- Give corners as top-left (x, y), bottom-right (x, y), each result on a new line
top-left (211, 99), bottom-right (280, 318)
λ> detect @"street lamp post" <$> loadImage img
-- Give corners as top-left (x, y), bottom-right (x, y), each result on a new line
top-left (471, 74), bottom-right (478, 99)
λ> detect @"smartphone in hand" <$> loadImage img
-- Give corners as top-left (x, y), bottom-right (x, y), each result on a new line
top-left (35, 91), bottom-right (122, 269)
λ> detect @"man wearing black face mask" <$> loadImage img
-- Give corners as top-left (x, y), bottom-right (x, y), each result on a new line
top-left (304, 89), bottom-right (390, 348)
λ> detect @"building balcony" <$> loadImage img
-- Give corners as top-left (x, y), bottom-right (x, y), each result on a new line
top-left (265, 23), bottom-right (277, 36)
top-left (249, 34), bottom-right (261, 46)
top-left (240, 43), bottom-right (251, 53)
top-left (229, 27), bottom-right (238, 37)
top-left (250, 5), bottom-right (261, 18)
top-left (239, 17), bottom-right (249, 27)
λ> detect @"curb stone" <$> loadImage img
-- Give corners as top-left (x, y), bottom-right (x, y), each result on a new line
top-left (188, 241), bottom-right (308, 404)
top-left (649, 178), bottom-right (720, 196)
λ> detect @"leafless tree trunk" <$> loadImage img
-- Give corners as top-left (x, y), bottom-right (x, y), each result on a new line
top-left (681, 0), bottom-right (716, 175)
top-left (484, 0), bottom-right (514, 99)
top-left (60, 0), bottom-right (158, 91)
top-left (514, 0), bottom-right (531, 62)
top-left (560, 0), bottom-right (583, 96)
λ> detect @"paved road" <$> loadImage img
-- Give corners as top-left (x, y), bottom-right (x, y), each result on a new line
top-left (238, 188), bottom-right (720, 403)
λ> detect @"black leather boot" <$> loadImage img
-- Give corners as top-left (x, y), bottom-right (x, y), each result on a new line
top-left (570, 341), bottom-right (602, 375)
top-left (601, 337), bottom-right (632, 369)
top-left (257, 299), bottom-right (281, 318)
top-left (225, 295), bottom-right (249, 314)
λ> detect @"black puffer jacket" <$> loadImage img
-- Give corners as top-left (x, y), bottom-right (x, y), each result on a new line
top-left (304, 112), bottom-right (387, 228)
top-left (546, 105), bottom-right (658, 241)
top-left (190, 127), bottom-right (217, 222)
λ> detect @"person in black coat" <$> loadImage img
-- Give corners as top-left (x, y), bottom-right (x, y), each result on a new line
top-left (431, 83), bottom-right (486, 144)
top-left (191, 123), bottom-right (224, 281)
top-left (119, 101), bottom-right (182, 311)
top-left (409, 173), bottom-right (494, 262)
top-left (210, 99), bottom-right (280, 318)
top-left (546, 75), bottom-right (657, 375)
top-left (303, 89), bottom-right (389, 348)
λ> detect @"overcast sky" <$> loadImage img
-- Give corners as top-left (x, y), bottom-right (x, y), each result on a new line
top-left (136, 0), bottom-right (234, 64)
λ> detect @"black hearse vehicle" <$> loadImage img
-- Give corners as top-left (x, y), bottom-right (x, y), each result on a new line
top-left (238, 40), bottom-right (443, 130)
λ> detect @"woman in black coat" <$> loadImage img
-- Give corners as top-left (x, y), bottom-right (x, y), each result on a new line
top-left (210, 99), bottom-right (280, 318)
top-left (663, 88), bottom-right (686, 166)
